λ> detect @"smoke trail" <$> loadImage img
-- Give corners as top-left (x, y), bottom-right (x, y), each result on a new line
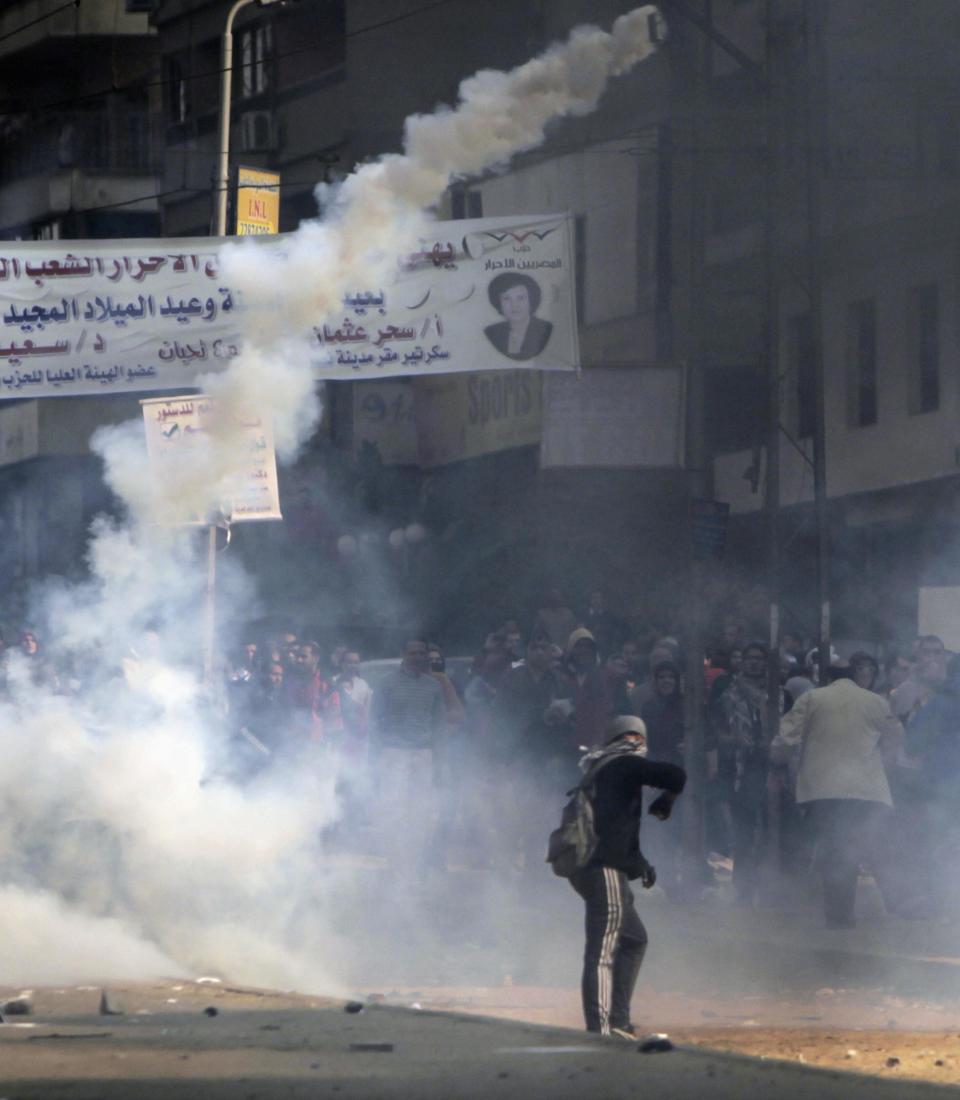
top-left (0, 9), bottom-right (661, 989)
top-left (112, 5), bottom-right (660, 527)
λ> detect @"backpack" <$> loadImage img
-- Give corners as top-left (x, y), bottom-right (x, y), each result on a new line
top-left (547, 746), bottom-right (629, 878)
top-left (546, 778), bottom-right (600, 878)
top-left (546, 740), bottom-right (646, 878)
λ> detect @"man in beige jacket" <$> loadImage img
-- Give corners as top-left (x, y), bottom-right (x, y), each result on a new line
top-left (772, 660), bottom-right (902, 928)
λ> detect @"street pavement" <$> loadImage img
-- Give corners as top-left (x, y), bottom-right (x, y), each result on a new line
top-left (1, 999), bottom-right (955, 1099)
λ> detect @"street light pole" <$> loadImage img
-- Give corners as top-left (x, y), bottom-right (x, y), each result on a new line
top-left (215, 0), bottom-right (284, 237)
top-left (206, 0), bottom-right (284, 689)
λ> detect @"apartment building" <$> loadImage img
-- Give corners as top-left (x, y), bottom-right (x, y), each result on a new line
top-left (0, 1), bottom-right (161, 599)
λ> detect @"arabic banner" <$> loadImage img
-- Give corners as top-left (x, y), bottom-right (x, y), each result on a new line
top-left (0, 214), bottom-right (578, 400)
top-left (141, 396), bottom-right (281, 525)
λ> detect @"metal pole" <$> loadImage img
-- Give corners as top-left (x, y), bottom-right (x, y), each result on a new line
top-left (203, 522), bottom-right (218, 687)
top-left (208, 0), bottom-right (263, 680)
top-left (679, 16), bottom-right (710, 900)
top-left (763, 0), bottom-right (781, 729)
top-left (806, 0), bottom-right (831, 681)
top-left (216, 0), bottom-right (258, 237)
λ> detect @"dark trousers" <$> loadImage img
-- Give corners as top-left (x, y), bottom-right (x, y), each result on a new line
top-left (731, 795), bottom-right (765, 901)
top-left (805, 799), bottom-right (892, 925)
top-left (571, 865), bottom-right (647, 1034)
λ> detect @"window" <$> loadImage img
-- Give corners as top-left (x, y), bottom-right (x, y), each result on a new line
top-left (845, 298), bottom-right (877, 427)
top-left (34, 220), bottom-right (62, 241)
top-left (916, 103), bottom-right (960, 177)
top-left (450, 189), bottom-right (482, 220)
top-left (907, 284), bottom-right (940, 414)
top-left (788, 312), bottom-right (816, 438)
top-left (239, 23), bottom-right (273, 99)
top-left (165, 54), bottom-right (190, 125)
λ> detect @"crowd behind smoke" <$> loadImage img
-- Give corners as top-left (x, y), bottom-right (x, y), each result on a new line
top-left (0, 10), bottom-right (663, 988)
top-left (3, 586), bottom-right (954, 987)
top-left (217, 597), bottom-right (960, 930)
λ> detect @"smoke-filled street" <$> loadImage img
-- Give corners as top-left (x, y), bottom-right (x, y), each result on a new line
top-left (3, 0), bottom-right (960, 1095)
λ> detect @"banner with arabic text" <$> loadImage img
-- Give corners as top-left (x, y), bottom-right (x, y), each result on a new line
top-left (0, 214), bottom-right (577, 400)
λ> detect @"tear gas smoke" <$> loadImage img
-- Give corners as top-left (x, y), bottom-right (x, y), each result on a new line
top-left (0, 9), bottom-right (661, 990)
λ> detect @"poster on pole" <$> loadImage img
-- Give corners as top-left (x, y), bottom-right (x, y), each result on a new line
top-left (0, 214), bottom-right (578, 399)
top-left (141, 395), bottom-right (282, 526)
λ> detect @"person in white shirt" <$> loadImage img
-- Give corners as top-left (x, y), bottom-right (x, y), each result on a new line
top-left (772, 660), bottom-right (903, 928)
top-left (334, 650), bottom-right (373, 815)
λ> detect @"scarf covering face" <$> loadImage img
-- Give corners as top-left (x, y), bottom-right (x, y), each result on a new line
top-left (578, 736), bottom-right (647, 776)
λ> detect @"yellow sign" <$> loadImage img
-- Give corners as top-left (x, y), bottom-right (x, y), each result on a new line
top-left (236, 167), bottom-right (280, 236)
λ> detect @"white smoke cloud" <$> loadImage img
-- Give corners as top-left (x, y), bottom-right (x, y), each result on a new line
top-left (0, 9), bottom-right (660, 990)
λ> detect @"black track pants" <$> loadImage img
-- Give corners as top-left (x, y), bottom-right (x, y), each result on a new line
top-left (571, 865), bottom-right (648, 1034)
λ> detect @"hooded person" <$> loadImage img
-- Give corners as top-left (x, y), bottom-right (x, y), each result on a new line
top-left (564, 627), bottom-right (616, 752)
top-left (568, 714), bottom-right (686, 1038)
top-left (639, 659), bottom-right (685, 766)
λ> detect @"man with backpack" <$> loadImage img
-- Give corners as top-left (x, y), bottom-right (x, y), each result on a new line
top-left (549, 714), bottom-right (686, 1038)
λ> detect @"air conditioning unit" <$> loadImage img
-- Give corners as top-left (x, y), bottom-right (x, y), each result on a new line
top-left (240, 112), bottom-right (278, 153)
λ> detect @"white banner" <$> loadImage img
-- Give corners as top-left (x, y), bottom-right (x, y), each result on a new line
top-left (0, 214), bottom-right (577, 400)
top-left (540, 367), bottom-right (683, 469)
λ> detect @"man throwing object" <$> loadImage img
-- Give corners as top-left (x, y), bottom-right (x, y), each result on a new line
top-left (569, 714), bottom-right (686, 1038)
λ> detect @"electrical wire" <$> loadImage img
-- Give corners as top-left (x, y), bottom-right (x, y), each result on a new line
top-left (0, 0), bottom-right (79, 47)
top-left (0, 0), bottom-right (463, 120)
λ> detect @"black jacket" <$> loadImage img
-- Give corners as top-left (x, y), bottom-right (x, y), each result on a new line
top-left (589, 755), bottom-right (686, 879)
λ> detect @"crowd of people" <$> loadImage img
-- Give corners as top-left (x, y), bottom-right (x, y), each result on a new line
top-left (6, 586), bottom-right (959, 932)
top-left (206, 587), bottom-right (959, 930)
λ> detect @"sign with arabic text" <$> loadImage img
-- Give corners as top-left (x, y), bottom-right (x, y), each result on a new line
top-left (141, 395), bottom-right (281, 525)
top-left (0, 214), bottom-right (577, 399)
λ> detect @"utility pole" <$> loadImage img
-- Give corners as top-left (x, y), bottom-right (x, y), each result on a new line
top-left (663, 0), bottom-right (778, 895)
top-left (763, 0), bottom-right (781, 726)
top-left (805, 0), bottom-right (831, 680)
top-left (678, 10), bottom-right (710, 900)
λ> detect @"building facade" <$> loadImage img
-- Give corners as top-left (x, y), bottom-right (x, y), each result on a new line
top-left (2, 0), bottom-right (958, 648)
top-left (0, 1), bottom-right (162, 611)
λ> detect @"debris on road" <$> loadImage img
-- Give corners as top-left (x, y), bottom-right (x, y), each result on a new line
top-left (638, 1034), bottom-right (674, 1053)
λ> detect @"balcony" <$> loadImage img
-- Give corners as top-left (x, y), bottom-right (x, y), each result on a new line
top-left (0, 107), bottom-right (155, 187)
top-left (0, 1), bottom-right (152, 61)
